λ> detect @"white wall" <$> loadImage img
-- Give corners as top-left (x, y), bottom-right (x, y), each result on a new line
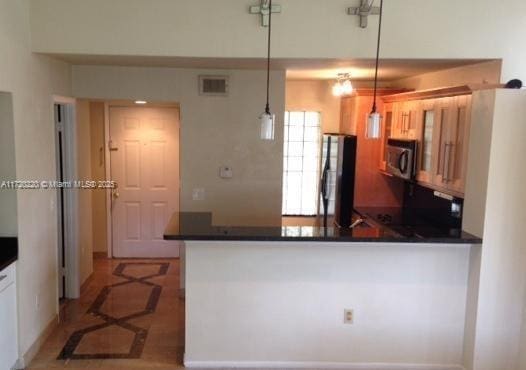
top-left (72, 66), bottom-right (285, 226)
top-left (393, 61), bottom-right (502, 91)
top-left (0, 92), bottom-right (17, 236)
top-left (89, 102), bottom-right (108, 253)
top-left (468, 90), bottom-right (526, 370)
top-left (29, 0), bottom-right (526, 82)
top-left (462, 90), bottom-right (496, 238)
top-left (0, 0), bottom-right (71, 361)
top-left (75, 100), bottom-right (93, 285)
top-left (185, 241), bottom-right (473, 368)
top-left (286, 80), bottom-right (341, 134)
top-left (520, 299), bottom-right (526, 370)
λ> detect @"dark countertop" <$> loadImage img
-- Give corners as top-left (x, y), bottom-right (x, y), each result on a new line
top-left (163, 212), bottom-right (482, 244)
top-left (0, 237), bottom-right (18, 271)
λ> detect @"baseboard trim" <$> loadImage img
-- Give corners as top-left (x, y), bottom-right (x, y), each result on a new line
top-left (93, 251), bottom-right (108, 259)
top-left (80, 272), bottom-right (93, 295)
top-left (17, 314), bottom-right (59, 369)
top-left (183, 360), bottom-right (464, 370)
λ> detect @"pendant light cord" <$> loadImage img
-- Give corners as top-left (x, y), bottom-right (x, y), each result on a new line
top-left (265, 0), bottom-right (272, 114)
top-left (372, 0), bottom-right (383, 113)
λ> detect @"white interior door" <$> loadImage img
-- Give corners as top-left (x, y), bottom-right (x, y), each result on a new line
top-left (109, 106), bottom-right (180, 258)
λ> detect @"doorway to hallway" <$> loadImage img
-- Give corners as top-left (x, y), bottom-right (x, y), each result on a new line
top-left (54, 99), bottom-right (80, 300)
top-left (108, 106), bottom-right (181, 258)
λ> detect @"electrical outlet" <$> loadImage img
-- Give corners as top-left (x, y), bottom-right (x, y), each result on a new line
top-left (344, 309), bottom-right (354, 324)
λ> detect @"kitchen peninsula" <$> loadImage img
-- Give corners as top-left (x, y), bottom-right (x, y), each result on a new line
top-left (165, 212), bottom-right (481, 369)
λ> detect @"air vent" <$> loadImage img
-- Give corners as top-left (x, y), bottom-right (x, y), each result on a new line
top-left (199, 75), bottom-right (229, 96)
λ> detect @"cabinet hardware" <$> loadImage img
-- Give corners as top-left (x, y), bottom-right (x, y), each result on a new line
top-left (403, 113), bottom-right (409, 134)
top-left (438, 143), bottom-right (447, 179)
top-left (448, 142), bottom-right (456, 182)
top-left (0, 275), bottom-right (7, 282)
top-left (444, 142), bottom-right (452, 182)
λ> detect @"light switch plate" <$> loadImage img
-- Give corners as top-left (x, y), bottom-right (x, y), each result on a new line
top-left (192, 188), bottom-right (205, 201)
top-left (219, 166), bottom-right (233, 179)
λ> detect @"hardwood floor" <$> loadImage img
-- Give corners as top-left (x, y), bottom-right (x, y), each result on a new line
top-left (28, 258), bottom-right (184, 369)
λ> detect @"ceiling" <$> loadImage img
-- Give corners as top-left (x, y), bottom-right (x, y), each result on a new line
top-left (49, 54), bottom-right (489, 81)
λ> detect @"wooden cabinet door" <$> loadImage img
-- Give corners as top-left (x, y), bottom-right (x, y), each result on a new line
top-left (389, 101), bottom-right (404, 139)
top-left (394, 101), bottom-right (418, 139)
top-left (431, 95), bottom-right (471, 196)
top-left (432, 97), bottom-right (453, 188)
top-left (406, 101), bottom-right (419, 139)
top-left (397, 101), bottom-right (409, 139)
top-left (379, 102), bottom-right (395, 170)
top-left (445, 95), bottom-right (472, 193)
top-left (339, 96), bottom-right (357, 135)
top-left (416, 99), bottom-right (438, 185)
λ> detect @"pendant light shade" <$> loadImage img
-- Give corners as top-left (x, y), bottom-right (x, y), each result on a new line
top-left (365, 0), bottom-right (384, 140)
top-left (260, 111), bottom-right (275, 140)
top-left (366, 111), bottom-right (382, 138)
top-left (259, 0), bottom-right (275, 140)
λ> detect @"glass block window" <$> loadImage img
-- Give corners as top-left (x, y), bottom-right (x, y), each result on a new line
top-left (282, 111), bottom-right (322, 216)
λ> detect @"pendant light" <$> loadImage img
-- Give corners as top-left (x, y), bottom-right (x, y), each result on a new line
top-left (366, 0), bottom-right (384, 139)
top-left (259, 0), bottom-right (275, 140)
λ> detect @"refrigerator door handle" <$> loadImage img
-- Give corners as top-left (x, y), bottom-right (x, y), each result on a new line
top-left (321, 167), bottom-right (329, 200)
top-left (321, 136), bottom-right (330, 201)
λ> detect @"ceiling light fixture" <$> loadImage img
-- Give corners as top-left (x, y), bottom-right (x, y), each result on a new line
top-left (135, 100), bottom-right (147, 105)
top-left (332, 73), bottom-right (354, 97)
top-left (259, 0), bottom-right (275, 141)
top-left (366, 0), bottom-right (383, 139)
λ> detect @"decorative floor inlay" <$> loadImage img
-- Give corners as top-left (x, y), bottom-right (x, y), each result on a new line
top-left (58, 262), bottom-right (170, 360)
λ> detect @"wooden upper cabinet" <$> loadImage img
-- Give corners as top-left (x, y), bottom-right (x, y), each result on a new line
top-left (402, 101), bottom-right (419, 140)
top-left (433, 97), bottom-right (452, 187)
top-left (444, 95), bottom-right (472, 194)
top-left (388, 101), bottom-right (418, 139)
top-left (415, 99), bottom-right (437, 185)
top-left (379, 102), bottom-right (395, 171)
top-left (428, 95), bottom-right (472, 196)
top-left (339, 96), bottom-right (359, 135)
top-left (381, 90), bottom-right (473, 198)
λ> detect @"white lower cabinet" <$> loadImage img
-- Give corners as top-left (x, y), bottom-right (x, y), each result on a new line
top-left (0, 263), bottom-right (18, 370)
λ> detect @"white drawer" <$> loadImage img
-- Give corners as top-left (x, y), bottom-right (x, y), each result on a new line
top-left (0, 263), bottom-right (15, 294)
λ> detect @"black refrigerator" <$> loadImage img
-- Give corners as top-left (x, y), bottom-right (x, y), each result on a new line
top-left (318, 134), bottom-right (357, 228)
